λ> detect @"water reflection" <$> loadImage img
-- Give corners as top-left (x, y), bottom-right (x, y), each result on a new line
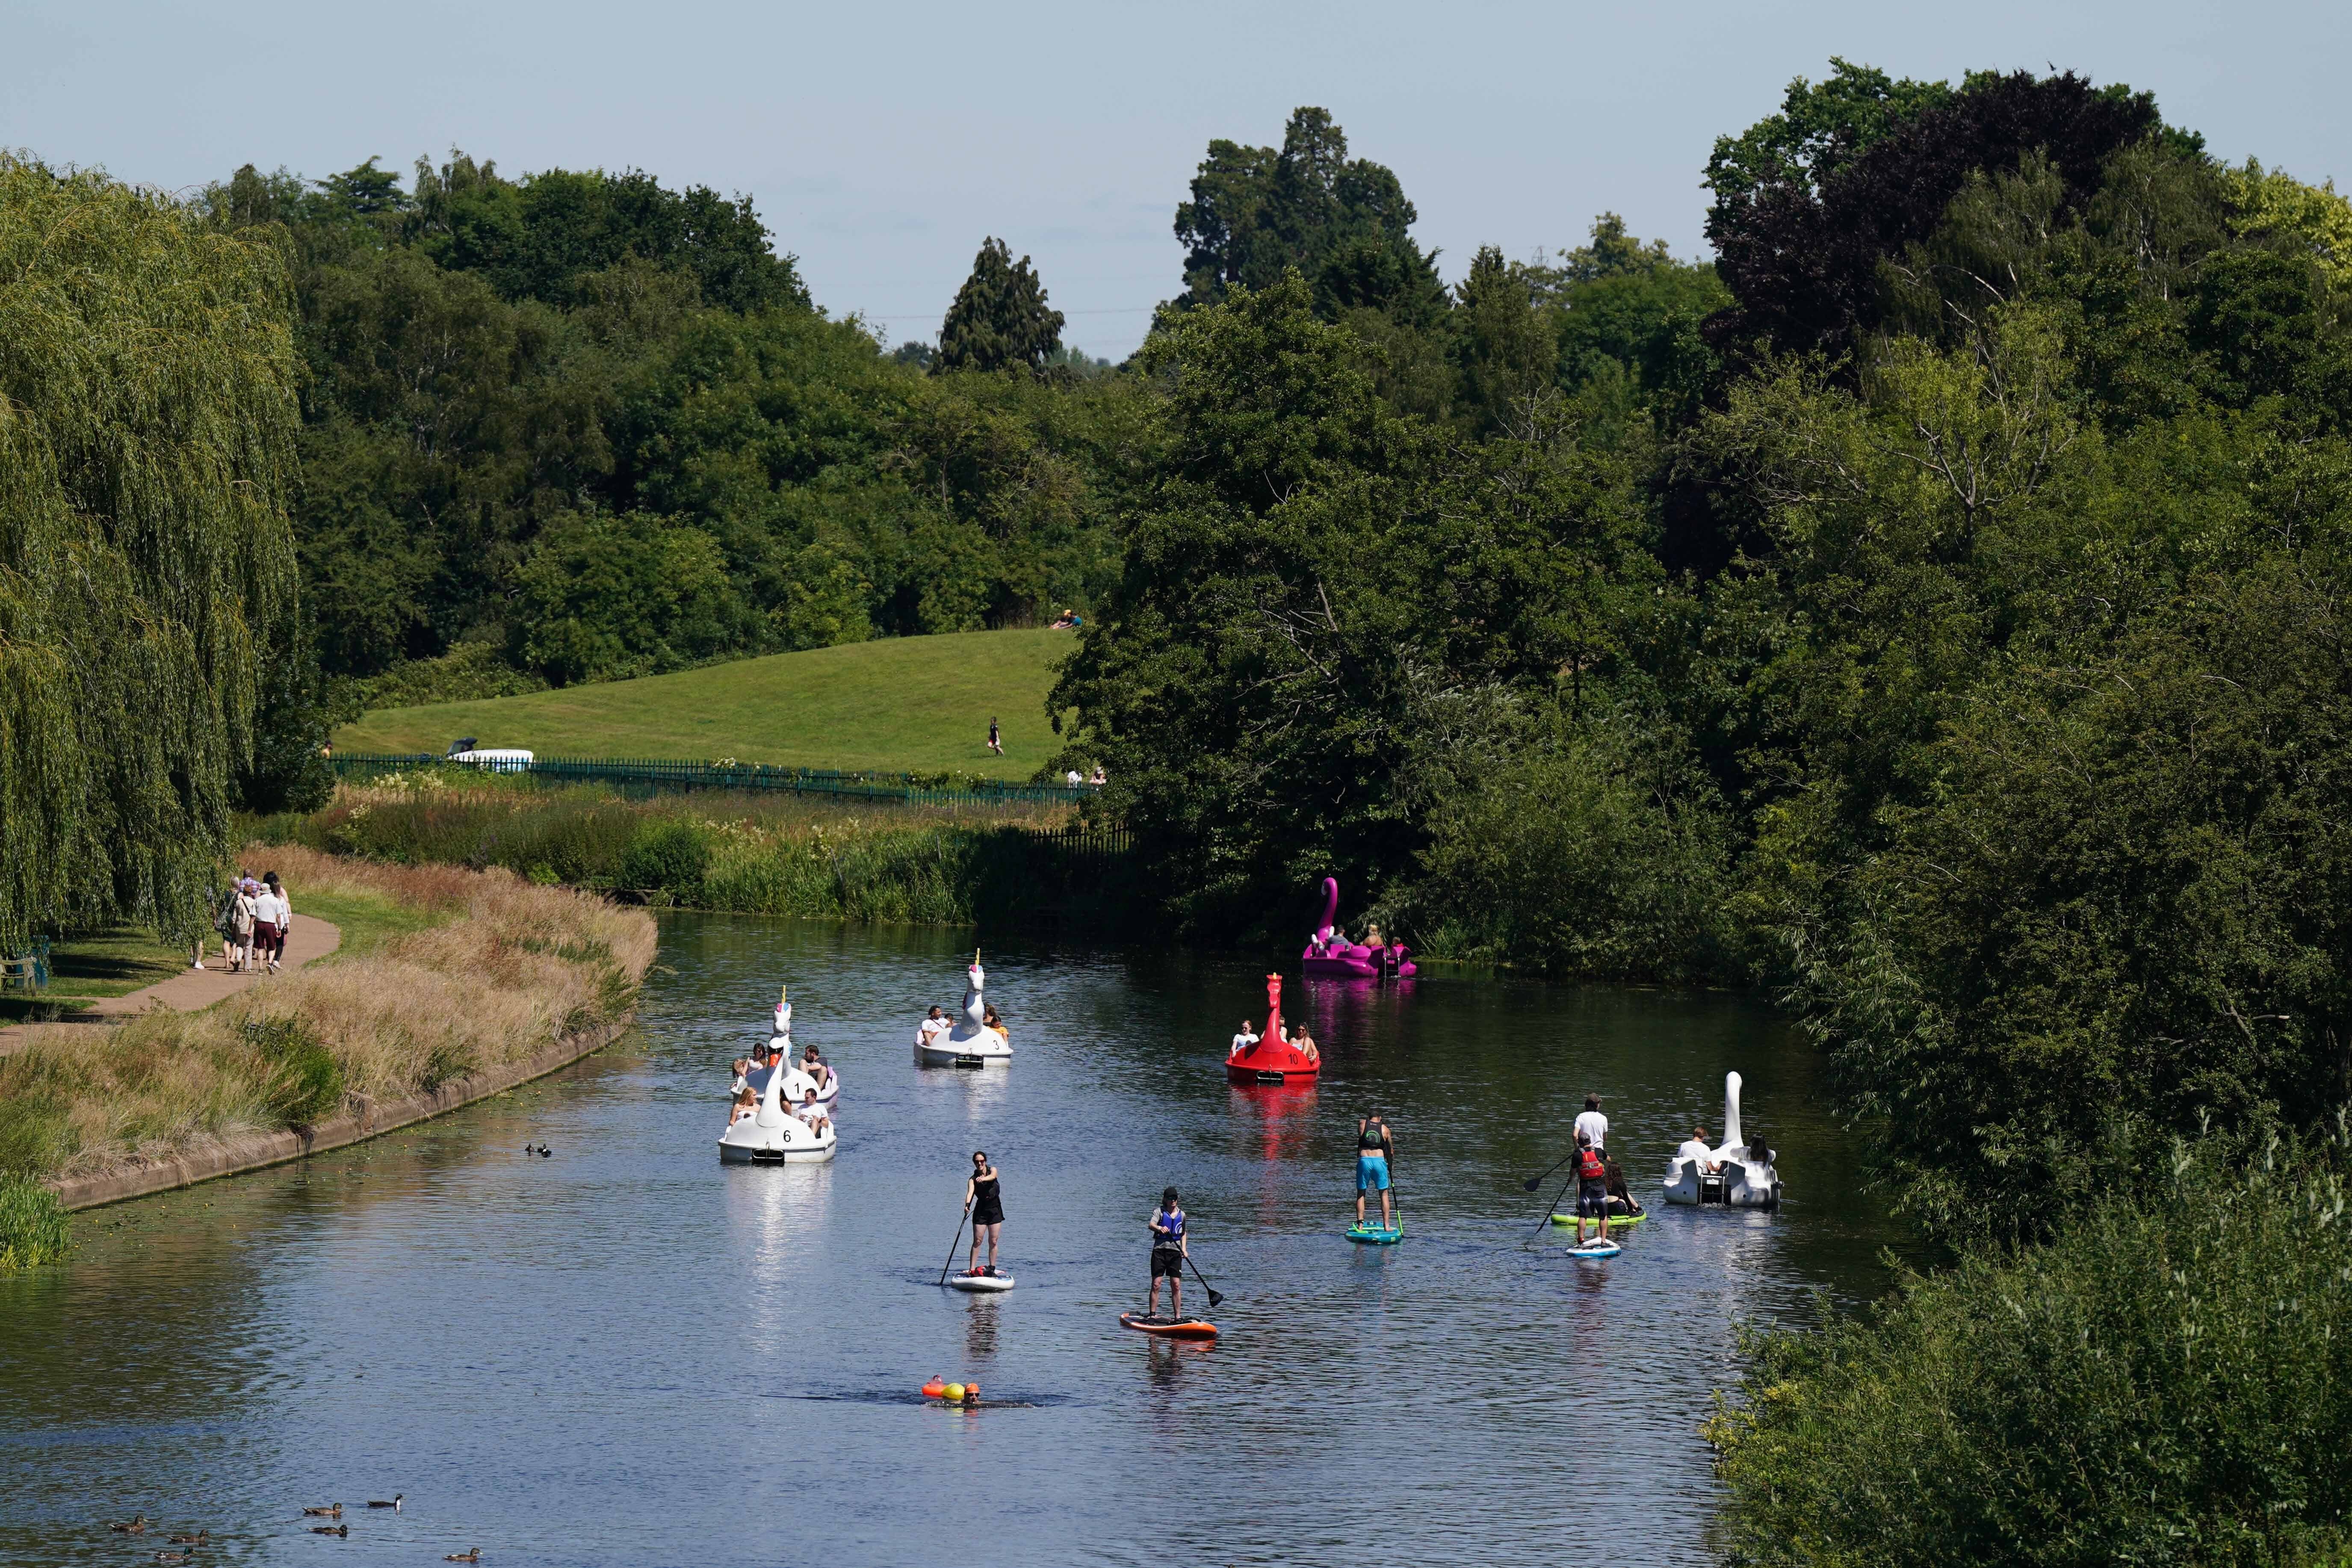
top-left (0, 912), bottom-right (1898, 1568)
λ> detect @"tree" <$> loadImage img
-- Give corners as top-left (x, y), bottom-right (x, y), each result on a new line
top-left (935, 238), bottom-right (1064, 374)
top-left (1172, 108), bottom-right (1445, 326)
top-left (0, 157), bottom-right (300, 946)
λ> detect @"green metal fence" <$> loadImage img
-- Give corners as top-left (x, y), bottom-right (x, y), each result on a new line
top-left (328, 752), bottom-right (1094, 807)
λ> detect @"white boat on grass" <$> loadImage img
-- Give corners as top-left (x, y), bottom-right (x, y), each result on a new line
top-left (916, 954), bottom-right (1012, 1068)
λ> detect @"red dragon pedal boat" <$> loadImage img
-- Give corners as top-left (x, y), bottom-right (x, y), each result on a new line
top-left (1226, 972), bottom-right (1321, 1085)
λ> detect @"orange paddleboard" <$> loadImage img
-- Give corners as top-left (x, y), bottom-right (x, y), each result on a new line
top-left (1120, 1311), bottom-right (1217, 1339)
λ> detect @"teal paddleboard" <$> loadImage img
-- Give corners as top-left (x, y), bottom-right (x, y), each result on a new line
top-left (1567, 1239), bottom-right (1622, 1260)
top-left (1347, 1222), bottom-right (1402, 1245)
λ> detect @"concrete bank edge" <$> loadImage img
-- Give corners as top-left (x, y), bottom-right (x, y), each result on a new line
top-left (49, 1014), bottom-right (635, 1212)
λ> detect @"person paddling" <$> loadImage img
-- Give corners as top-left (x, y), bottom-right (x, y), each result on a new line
top-left (964, 1152), bottom-right (1005, 1277)
top-left (1572, 1130), bottom-right (1611, 1245)
top-left (1355, 1110), bottom-right (1395, 1230)
top-left (1147, 1187), bottom-right (1188, 1319)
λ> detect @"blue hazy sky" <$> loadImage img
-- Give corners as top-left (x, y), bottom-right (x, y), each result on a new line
top-left (5, 0), bottom-right (2343, 359)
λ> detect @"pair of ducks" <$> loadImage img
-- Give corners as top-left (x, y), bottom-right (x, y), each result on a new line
top-left (521, 1143), bottom-right (553, 1157)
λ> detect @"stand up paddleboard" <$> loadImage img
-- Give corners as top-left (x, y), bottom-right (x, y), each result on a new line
top-left (1119, 1312), bottom-right (1217, 1339)
top-left (1550, 1209), bottom-right (1647, 1229)
top-left (1567, 1240), bottom-right (1622, 1260)
top-left (1346, 1221), bottom-right (1402, 1245)
top-left (945, 1271), bottom-right (1016, 1293)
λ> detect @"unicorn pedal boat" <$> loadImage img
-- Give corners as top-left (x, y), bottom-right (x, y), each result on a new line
top-left (1226, 972), bottom-right (1319, 1085)
top-left (1301, 876), bottom-right (1414, 979)
top-left (764, 985), bottom-right (839, 1106)
top-left (717, 1043), bottom-right (837, 1164)
top-left (916, 952), bottom-right (1011, 1067)
top-left (1661, 1071), bottom-right (1781, 1209)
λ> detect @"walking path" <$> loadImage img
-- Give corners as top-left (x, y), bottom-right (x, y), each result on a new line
top-left (0, 918), bottom-right (342, 1057)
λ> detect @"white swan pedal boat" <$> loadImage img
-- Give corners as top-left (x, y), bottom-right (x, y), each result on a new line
top-left (762, 987), bottom-right (839, 1105)
top-left (718, 1056), bottom-right (837, 1163)
top-left (916, 954), bottom-right (1012, 1067)
top-left (1662, 1071), bottom-right (1781, 1208)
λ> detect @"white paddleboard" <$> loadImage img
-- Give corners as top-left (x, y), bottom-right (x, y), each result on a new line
top-left (1568, 1241), bottom-right (1622, 1260)
top-left (945, 1272), bottom-right (1016, 1292)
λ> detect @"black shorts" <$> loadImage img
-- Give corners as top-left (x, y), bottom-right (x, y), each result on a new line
top-left (1577, 1180), bottom-right (1610, 1217)
top-left (1150, 1248), bottom-right (1184, 1279)
top-left (972, 1200), bottom-right (1004, 1226)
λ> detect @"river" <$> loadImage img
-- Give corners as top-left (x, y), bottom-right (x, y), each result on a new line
top-left (0, 912), bottom-right (1897, 1567)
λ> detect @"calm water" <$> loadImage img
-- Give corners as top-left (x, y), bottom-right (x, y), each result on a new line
top-left (0, 914), bottom-right (1897, 1567)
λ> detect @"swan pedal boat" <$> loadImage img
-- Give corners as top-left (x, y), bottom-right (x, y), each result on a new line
top-left (917, 954), bottom-right (1011, 1067)
top-left (717, 1055), bottom-right (837, 1163)
top-left (1661, 1071), bottom-right (1782, 1209)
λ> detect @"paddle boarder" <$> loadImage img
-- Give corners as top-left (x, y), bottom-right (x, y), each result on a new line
top-left (1575, 1093), bottom-right (1609, 1151)
top-left (1572, 1130), bottom-right (1612, 1245)
top-left (1147, 1187), bottom-right (1188, 1318)
top-left (1355, 1110), bottom-right (1395, 1231)
top-left (964, 1152), bottom-right (1005, 1278)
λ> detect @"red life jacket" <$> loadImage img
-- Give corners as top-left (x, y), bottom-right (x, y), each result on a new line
top-left (1577, 1146), bottom-right (1606, 1182)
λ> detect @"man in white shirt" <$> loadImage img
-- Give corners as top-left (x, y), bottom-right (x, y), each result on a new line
top-left (1229, 1019), bottom-right (1259, 1057)
top-left (1675, 1124), bottom-right (1720, 1175)
top-left (916, 1005), bottom-right (950, 1051)
top-left (1574, 1093), bottom-right (1609, 1151)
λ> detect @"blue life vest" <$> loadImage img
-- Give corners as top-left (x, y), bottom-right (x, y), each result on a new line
top-left (1154, 1208), bottom-right (1185, 1247)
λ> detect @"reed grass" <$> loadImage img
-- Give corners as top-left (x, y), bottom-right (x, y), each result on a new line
top-left (0, 846), bottom-right (655, 1194)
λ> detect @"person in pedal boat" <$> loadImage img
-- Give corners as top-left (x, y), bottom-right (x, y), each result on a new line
top-left (983, 1004), bottom-right (1009, 1042)
top-left (917, 1006), bottom-right (949, 1051)
top-left (965, 1152), bottom-right (1005, 1277)
top-left (1675, 1124), bottom-right (1720, 1175)
top-left (1147, 1187), bottom-right (1188, 1318)
top-left (795, 1087), bottom-right (832, 1135)
top-left (1229, 1018), bottom-right (1259, 1057)
top-left (800, 1045), bottom-right (831, 1094)
top-left (1355, 1111), bottom-right (1395, 1229)
top-left (1572, 1130), bottom-right (1612, 1243)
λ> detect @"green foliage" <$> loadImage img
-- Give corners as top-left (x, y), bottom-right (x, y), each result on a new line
top-left (1173, 108), bottom-right (1445, 327)
top-left (936, 238), bottom-right (1065, 374)
top-left (0, 156), bottom-right (301, 948)
top-left (1711, 1137), bottom-right (2352, 1567)
top-left (510, 512), bottom-right (751, 684)
top-left (0, 1176), bottom-right (70, 1273)
top-left (1705, 57), bottom-right (1953, 209)
top-left (615, 818), bottom-right (710, 898)
top-left (352, 643), bottom-right (549, 710)
top-left (242, 1015), bottom-right (346, 1126)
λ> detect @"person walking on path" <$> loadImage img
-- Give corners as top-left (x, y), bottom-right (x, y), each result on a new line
top-left (964, 1151), bottom-right (1005, 1278)
top-left (254, 872), bottom-right (290, 974)
top-left (232, 878), bottom-right (259, 973)
top-left (988, 717), bottom-right (1002, 756)
top-left (1147, 1187), bottom-right (1188, 1319)
top-left (1575, 1093), bottom-right (1609, 1151)
top-left (1355, 1110), bottom-right (1395, 1229)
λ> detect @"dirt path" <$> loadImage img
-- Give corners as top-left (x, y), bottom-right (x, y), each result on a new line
top-left (0, 917), bottom-right (342, 1057)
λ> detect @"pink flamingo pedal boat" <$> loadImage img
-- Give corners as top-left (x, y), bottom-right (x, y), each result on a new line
top-left (1301, 877), bottom-right (1415, 979)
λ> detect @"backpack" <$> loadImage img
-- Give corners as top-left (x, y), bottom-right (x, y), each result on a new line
top-left (1577, 1146), bottom-right (1606, 1182)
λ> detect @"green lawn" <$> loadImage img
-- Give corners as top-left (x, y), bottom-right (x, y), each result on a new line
top-left (333, 630), bottom-right (1076, 778)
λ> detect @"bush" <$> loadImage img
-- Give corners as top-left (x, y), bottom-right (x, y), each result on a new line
top-left (615, 818), bottom-right (710, 900)
top-left (241, 1016), bottom-right (346, 1127)
top-left (0, 1176), bottom-right (69, 1273)
top-left (1710, 1136), bottom-right (2352, 1567)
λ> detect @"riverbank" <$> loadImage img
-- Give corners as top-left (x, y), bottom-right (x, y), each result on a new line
top-left (0, 847), bottom-right (655, 1249)
top-left (251, 775), bottom-right (1132, 929)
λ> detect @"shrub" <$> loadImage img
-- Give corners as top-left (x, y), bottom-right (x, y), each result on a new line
top-left (0, 1176), bottom-right (70, 1273)
top-left (1710, 1136), bottom-right (2352, 1567)
top-left (241, 1016), bottom-right (345, 1126)
top-left (616, 819), bottom-right (709, 900)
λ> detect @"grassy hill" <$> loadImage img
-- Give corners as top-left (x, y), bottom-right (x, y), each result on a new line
top-left (332, 630), bottom-right (1076, 778)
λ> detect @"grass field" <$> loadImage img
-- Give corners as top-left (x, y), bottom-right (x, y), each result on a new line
top-left (332, 630), bottom-right (1076, 778)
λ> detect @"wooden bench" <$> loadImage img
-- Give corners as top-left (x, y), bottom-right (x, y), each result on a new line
top-left (0, 938), bottom-right (52, 991)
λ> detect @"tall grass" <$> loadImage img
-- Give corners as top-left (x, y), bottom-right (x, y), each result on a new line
top-left (255, 778), bottom-right (1103, 926)
top-left (0, 1175), bottom-right (69, 1272)
top-left (0, 846), bottom-right (656, 1190)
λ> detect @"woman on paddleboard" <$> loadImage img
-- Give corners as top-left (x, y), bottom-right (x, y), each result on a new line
top-left (965, 1152), bottom-right (1005, 1277)
top-left (1356, 1111), bottom-right (1395, 1230)
top-left (1572, 1130), bottom-right (1612, 1244)
top-left (1147, 1187), bottom-right (1188, 1318)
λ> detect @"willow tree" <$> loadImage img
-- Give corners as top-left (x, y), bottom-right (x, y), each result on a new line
top-left (0, 157), bottom-right (299, 948)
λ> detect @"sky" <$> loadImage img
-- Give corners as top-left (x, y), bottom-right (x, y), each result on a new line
top-left (5, 0), bottom-right (2346, 360)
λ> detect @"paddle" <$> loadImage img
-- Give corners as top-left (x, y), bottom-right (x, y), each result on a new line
top-left (936, 1200), bottom-right (972, 1286)
top-left (1524, 1172), bottom-right (1580, 1250)
top-left (1520, 1152), bottom-right (1575, 1193)
top-left (1184, 1253), bottom-right (1225, 1310)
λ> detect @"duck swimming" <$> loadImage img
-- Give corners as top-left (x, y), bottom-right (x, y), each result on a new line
top-left (310, 1524), bottom-right (348, 1536)
top-left (445, 1550), bottom-right (482, 1562)
top-left (366, 1495), bottom-right (402, 1509)
top-left (301, 1504), bottom-right (341, 1517)
top-left (167, 1530), bottom-right (209, 1545)
top-left (108, 1515), bottom-right (147, 1534)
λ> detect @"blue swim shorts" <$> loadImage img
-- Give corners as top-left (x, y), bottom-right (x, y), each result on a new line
top-left (1356, 1152), bottom-right (1391, 1193)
